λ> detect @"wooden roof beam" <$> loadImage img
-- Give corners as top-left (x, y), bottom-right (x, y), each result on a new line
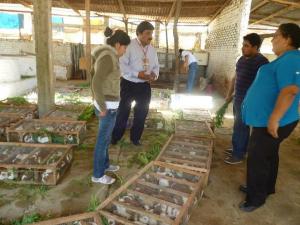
top-left (251, 0), bottom-right (269, 13)
top-left (117, 0), bottom-right (127, 20)
top-left (60, 0), bottom-right (81, 16)
top-left (166, 1), bottom-right (176, 23)
top-left (208, 0), bottom-right (232, 25)
top-left (250, 5), bottom-right (294, 25)
top-left (270, 0), bottom-right (300, 8)
top-left (16, 0), bottom-right (32, 9)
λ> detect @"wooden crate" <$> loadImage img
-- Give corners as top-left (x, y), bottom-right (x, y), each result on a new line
top-left (175, 120), bottom-right (215, 139)
top-left (0, 104), bottom-right (37, 119)
top-left (0, 142), bottom-right (73, 185)
top-left (6, 119), bottom-right (86, 145)
top-left (182, 109), bottom-right (214, 130)
top-left (32, 212), bottom-right (101, 225)
top-left (98, 161), bottom-right (205, 225)
top-left (42, 105), bottom-right (86, 121)
top-left (0, 115), bottom-right (22, 141)
top-left (156, 135), bottom-right (213, 176)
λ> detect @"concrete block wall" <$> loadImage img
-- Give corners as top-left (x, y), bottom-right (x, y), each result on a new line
top-left (0, 39), bottom-right (72, 66)
top-left (205, 0), bottom-right (252, 95)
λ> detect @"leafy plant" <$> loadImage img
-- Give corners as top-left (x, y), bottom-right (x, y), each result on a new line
top-left (5, 97), bottom-right (30, 105)
top-left (129, 143), bottom-right (161, 167)
top-left (78, 105), bottom-right (95, 121)
top-left (101, 216), bottom-right (109, 225)
top-left (87, 194), bottom-right (101, 212)
top-left (214, 101), bottom-right (231, 128)
top-left (12, 213), bottom-right (42, 225)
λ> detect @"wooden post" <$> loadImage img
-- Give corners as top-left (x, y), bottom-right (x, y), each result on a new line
top-left (165, 22), bottom-right (169, 71)
top-left (33, 0), bottom-right (55, 117)
top-left (154, 21), bottom-right (160, 48)
top-left (104, 16), bottom-right (109, 28)
top-left (85, 0), bottom-right (91, 82)
top-left (173, 0), bottom-right (182, 92)
top-left (124, 18), bottom-right (129, 34)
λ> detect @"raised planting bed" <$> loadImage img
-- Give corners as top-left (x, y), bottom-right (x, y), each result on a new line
top-left (156, 135), bottom-right (213, 185)
top-left (6, 119), bottom-right (86, 145)
top-left (182, 109), bottom-right (214, 130)
top-left (98, 161), bottom-right (205, 225)
top-left (0, 142), bottom-right (73, 185)
top-left (175, 120), bottom-right (215, 140)
top-left (0, 103), bottom-right (37, 119)
top-left (42, 104), bottom-right (88, 121)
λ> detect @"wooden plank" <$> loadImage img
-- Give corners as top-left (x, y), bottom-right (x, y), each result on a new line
top-left (163, 150), bottom-right (208, 161)
top-left (153, 161), bottom-right (203, 177)
top-left (160, 156), bottom-right (207, 167)
top-left (147, 172), bottom-right (197, 188)
top-left (156, 161), bottom-right (208, 173)
top-left (126, 189), bottom-right (182, 209)
top-left (156, 134), bottom-right (173, 160)
top-left (111, 200), bottom-right (174, 224)
top-left (173, 173), bottom-right (203, 225)
top-left (60, 0), bottom-right (81, 15)
top-left (136, 179), bottom-right (189, 198)
top-left (208, 0), bottom-right (232, 24)
top-left (251, 0), bottom-right (269, 13)
top-left (99, 210), bottom-right (135, 225)
top-left (271, 0), bottom-right (300, 8)
top-left (251, 5), bottom-right (294, 25)
top-left (172, 0), bottom-right (182, 92)
top-left (32, 212), bottom-right (99, 225)
top-left (98, 162), bottom-right (155, 210)
top-left (85, 0), bottom-right (91, 83)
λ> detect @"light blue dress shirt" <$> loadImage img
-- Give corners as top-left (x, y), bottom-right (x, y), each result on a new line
top-left (119, 38), bottom-right (159, 83)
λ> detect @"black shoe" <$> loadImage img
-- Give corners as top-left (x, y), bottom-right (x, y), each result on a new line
top-left (131, 140), bottom-right (142, 146)
top-left (239, 201), bottom-right (262, 212)
top-left (239, 185), bottom-right (275, 195)
top-left (239, 185), bottom-right (247, 194)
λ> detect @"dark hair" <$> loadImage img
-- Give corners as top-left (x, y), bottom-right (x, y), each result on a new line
top-left (278, 23), bottom-right (300, 49)
top-left (243, 33), bottom-right (262, 50)
top-left (179, 48), bottom-right (183, 55)
top-left (136, 21), bottom-right (154, 35)
top-left (104, 27), bottom-right (130, 47)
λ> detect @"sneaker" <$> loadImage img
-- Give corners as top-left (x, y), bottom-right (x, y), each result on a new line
top-left (224, 156), bottom-right (243, 165)
top-left (224, 148), bottom-right (233, 156)
top-left (91, 175), bottom-right (115, 185)
top-left (105, 165), bottom-right (120, 172)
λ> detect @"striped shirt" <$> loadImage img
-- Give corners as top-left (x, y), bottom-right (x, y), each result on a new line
top-left (235, 53), bottom-right (269, 104)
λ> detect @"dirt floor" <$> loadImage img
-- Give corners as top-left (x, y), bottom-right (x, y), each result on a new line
top-left (0, 88), bottom-right (299, 225)
top-left (188, 120), bottom-right (300, 225)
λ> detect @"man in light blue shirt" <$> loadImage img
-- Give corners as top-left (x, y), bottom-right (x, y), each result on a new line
top-left (112, 21), bottom-right (159, 146)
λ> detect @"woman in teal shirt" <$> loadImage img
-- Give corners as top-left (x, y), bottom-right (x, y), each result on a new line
top-left (240, 23), bottom-right (300, 212)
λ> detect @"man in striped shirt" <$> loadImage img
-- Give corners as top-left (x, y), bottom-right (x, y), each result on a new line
top-left (224, 33), bottom-right (269, 164)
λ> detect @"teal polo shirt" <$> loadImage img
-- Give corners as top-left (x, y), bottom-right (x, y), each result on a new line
top-left (242, 50), bottom-right (300, 127)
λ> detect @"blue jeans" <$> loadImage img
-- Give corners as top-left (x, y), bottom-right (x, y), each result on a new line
top-left (186, 62), bottom-right (198, 93)
top-left (93, 108), bottom-right (117, 178)
top-left (232, 101), bottom-right (250, 159)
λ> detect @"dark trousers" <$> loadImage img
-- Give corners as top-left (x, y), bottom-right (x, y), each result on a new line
top-left (246, 120), bottom-right (298, 206)
top-left (232, 101), bottom-right (250, 159)
top-left (112, 78), bottom-right (151, 143)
